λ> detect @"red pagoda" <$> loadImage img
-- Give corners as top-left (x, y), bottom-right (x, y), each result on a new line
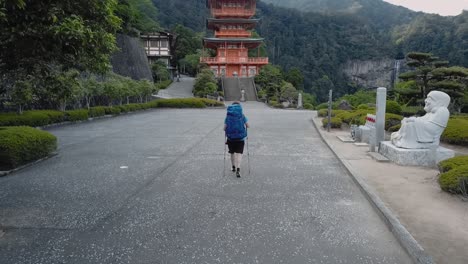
top-left (201, 0), bottom-right (268, 77)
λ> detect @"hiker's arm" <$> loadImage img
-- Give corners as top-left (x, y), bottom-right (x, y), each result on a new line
top-left (224, 124), bottom-right (227, 131)
top-left (245, 122), bottom-right (249, 128)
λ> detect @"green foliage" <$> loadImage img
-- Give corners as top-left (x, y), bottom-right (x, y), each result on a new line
top-left (104, 106), bottom-right (122, 115)
top-left (386, 100), bottom-right (402, 115)
top-left (438, 165), bottom-right (468, 194)
top-left (388, 124), bottom-right (401, 132)
top-left (88, 107), bottom-right (107, 117)
top-left (339, 90), bottom-right (376, 107)
top-left (316, 103), bottom-right (330, 110)
top-left (441, 118), bottom-right (468, 146)
top-left (156, 98), bottom-right (205, 108)
top-left (401, 105), bottom-right (424, 117)
top-left (255, 65), bottom-right (283, 101)
top-left (0, 0), bottom-right (121, 78)
top-left (284, 67), bottom-right (304, 90)
top-left (322, 117), bottom-right (342, 129)
top-left (173, 24), bottom-right (203, 66)
top-left (65, 110), bottom-right (89, 122)
top-left (385, 113), bottom-right (403, 130)
top-left (357, 104), bottom-right (370, 110)
top-left (193, 69), bottom-right (217, 98)
top-left (303, 103), bottom-right (314, 110)
top-left (0, 111), bottom-right (53, 127)
top-left (10, 80), bottom-right (33, 114)
top-left (0, 126), bottom-right (57, 170)
top-left (152, 61), bottom-right (170, 82)
top-left (155, 80), bottom-right (172, 90)
top-left (279, 82), bottom-right (298, 104)
top-left (438, 156), bottom-right (468, 173)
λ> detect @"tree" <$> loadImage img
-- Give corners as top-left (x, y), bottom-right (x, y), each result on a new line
top-left (80, 76), bottom-right (103, 109)
top-left (279, 82), bottom-right (298, 104)
top-left (10, 79), bottom-right (33, 114)
top-left (399, 52), bottom-right (446, 100)
top-left (284, 67), bottom-right (304, 90)
top-left (254, 64), bottom-right (283, 101)
top-left (151, 61), bottom-right (170, 82)
top-left (193, 69), bottom-right (217, 97)
top-left (311, 75), bottom-right (335, 103)
top-left (0, 0), bottom-right (121, 81)
top-left (430, 66), bottom-right (468, 112)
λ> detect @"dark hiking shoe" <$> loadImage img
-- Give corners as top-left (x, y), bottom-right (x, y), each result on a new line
top-left (231, 166), bottom-right (236, 172)
top-left (236, 169), bottom-right (241, 178)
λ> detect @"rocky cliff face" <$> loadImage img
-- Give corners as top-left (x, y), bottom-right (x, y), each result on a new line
top-left (111, 34), bottom-right (153, 81)
top-left (341, 58), bottom-right (405, 89)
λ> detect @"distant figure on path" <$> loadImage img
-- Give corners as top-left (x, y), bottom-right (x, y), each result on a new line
top-left (391, 91), bottom-right (450, 149)
top-left (224, 102), bottom-right (249, 178)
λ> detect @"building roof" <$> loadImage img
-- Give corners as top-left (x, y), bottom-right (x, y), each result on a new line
top-left (207, 18), bottom-right (259, 30)
top-left (203, 37), bottom-right (264, 49)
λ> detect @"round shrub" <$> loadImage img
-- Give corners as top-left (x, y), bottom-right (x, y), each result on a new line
top-left (0, 126), bottom-right (57, 170)
top-left (388, 124), bottom-right (401, 132)
top-left (438, 165), bottom-right (468, 194)
top-left (322, 117), bottom-right (342, 128)
top-left (438, 156), bottom-right (468, 173)
top-left (386, 100), bottom-right (402, 115)
top-left (385, 113), bottom-right (403, 130)
top-left (316, 103), bottom-right (330, 110)
top-left (357, 104), bottom-right (370, 110)
top-left (303, 103), bottom-right (314, 110)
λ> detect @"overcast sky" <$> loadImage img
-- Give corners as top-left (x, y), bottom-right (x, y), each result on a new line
top-left (383, 0), bottom-right (468, 16)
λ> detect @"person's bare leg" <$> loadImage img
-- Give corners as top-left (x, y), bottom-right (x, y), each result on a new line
top-left (230, 153), bottom-right (235, 171)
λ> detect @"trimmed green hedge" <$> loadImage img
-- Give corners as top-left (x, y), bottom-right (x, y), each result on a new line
top-left (0, 110), bottom-right (65, 127)
top-left (66, 110), bottom-right (89, 122)
top-left (88, 107), bottom-right (106, 117)
top-left (438, 165), bottom-right (468, 194)
top-left (441, 119), bottom-right (468, 146)
top-left (438, 155), bottom-right (468, 173)
top-left (0, 126), bottom-right (57, 170)
top-left (0, 98), bottom-right (224, 127)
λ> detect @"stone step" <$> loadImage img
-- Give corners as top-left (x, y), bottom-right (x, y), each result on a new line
top-left (368, 152), bottom-right (390, 162)
top-left (354, 142), bottom-right (369, 147)
top-left (337, 135), bottom-right (355, 143)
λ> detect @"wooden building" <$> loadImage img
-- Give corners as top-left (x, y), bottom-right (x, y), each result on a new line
top-left (201, 0), bottom-right (268, 77)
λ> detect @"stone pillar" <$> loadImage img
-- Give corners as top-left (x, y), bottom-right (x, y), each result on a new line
top-left (375, 87), bottom-right (387, 149)
top-left (297, 93), bottom-right (303, 109)
top-left (240, 89), bottom-right (246, 102)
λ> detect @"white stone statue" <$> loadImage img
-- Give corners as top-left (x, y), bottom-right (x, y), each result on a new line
top-left (390, 91), bottom-right (450, 149)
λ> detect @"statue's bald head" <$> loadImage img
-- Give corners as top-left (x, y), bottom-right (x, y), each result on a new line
top-left (428, 91), bottom-right (450, 108)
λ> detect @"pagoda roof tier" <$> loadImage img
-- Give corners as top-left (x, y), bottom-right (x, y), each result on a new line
top-left (207, 18), bottom-right (259, 30)
top-left (207, 0), bottom-right (257, 8)
top-left (203, 37), bottom-right (264, 49)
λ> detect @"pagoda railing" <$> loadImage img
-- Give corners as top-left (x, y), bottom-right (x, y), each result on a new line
top-left (215, 30), bottom-right (251, 38)
top-left (211, 8), bottom-right (255, 18)
top-left (200, 57), bottom-right (269, 64)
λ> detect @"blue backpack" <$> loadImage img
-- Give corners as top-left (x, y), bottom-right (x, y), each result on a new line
top-left (225, 104), bottom-right (247, 140)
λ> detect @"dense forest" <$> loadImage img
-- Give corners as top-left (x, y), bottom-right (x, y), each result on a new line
top-left (151, 0), bottom-right (468, 101)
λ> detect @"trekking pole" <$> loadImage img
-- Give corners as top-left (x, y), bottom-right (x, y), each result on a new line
top-left (223, 135), bottom-right (227, 177)
top-left (247, 129), bottom-right (251, 176)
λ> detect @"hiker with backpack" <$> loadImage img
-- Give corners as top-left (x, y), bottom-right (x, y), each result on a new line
top-left (224, 102), bottom-right (249, 178)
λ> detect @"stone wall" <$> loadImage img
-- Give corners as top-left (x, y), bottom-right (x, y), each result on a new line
top-left (111, 34), bottom-right (153, 81)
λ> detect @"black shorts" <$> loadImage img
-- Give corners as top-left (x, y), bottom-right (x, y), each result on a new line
top-left (227, 139), bottom-right (245, 154)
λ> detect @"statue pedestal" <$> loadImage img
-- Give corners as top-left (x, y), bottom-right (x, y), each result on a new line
top-left (378, 141), bottom-right (454, 167)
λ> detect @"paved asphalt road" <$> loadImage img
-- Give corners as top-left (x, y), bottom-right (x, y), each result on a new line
top-left (0, 102), bottom-right (412, 263)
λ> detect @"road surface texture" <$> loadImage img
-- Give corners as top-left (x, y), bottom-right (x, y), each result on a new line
top-left (0, 102), bottom-right (412, 263)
